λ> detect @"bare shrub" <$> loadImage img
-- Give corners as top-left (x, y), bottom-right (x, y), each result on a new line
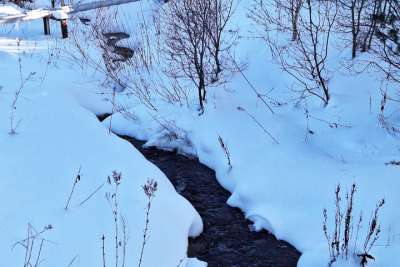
top-left (13, 223), bottom-right (54, 267)
top-left (68, 5), bottom-right (182, 113)
top-left (323, 184), bottom-right (385, 266)
top-left (68, 7), bottom-right (159, 113)
top-left (101, 174), bottom-right (157, 267)
top-left (105, 171), bottom-right (126, 267)
top-left (10, 39), bottom-right (36, 135)
top-left (249, 0), bottom-right (337, 106)
top-left (100, 171), bottom-right (129, 267)
top-left (335, 0), bottom-right (376, 58)
top-left (372, 0), bottom-right (400, 82)
top-left (218, 135), bottom-right (232, 170)
top-left (205, 0), bottom-right (237, 82)
top-left (160, 0), bottom-right (237, 112)
top-left (160, 0), bottom-right (213, 112)
top-left (68, 1), bottom-right (237, 115)
top-left (248, 0), bottom-right (303, 41)
top-left (139, 179), bottom-right (158, 267)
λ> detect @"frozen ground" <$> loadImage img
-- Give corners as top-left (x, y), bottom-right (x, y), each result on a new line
top-left (1, 1), bottom-right (399, 267)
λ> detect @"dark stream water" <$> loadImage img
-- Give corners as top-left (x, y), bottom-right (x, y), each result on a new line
top-left (119, 135), bottom-right (301, 267)
top-left (93, 26), bottom-right (301, 266)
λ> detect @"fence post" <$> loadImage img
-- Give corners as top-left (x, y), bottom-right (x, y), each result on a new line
top-left (60, 19), bottom-right (68, 38)
top-left (59, 0), bottom-right (68, 39)
top-left (43, 16), bottom-right (50, 35)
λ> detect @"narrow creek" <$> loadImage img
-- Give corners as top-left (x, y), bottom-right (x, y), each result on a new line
top-left (96, 33), bottom-right (301, 265)
top-left (116, 132), bottom-right (301, 266)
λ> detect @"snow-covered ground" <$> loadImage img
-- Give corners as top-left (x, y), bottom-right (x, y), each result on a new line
top-left (1, 1), bottom-right (399, 267)
top-left (0, 4), bottom-right (204, 267)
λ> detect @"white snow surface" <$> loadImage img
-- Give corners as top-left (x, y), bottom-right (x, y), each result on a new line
top-left (1, 0), bottom-right (399, 267)
top-left (0, 4), bottom-right (22, 16)
top-left (0, 5), bottom-right (203, 267)
top-left (51, 9), bottom-right (69, 20)
top-left (101, 1), bottom-right (399, 267)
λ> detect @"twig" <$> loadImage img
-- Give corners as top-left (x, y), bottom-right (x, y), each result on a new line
top-left (304, 107), bottom-right (314, 143)
top-left (78, 183), bottom-right (105, 206)
top-left (237, 106), bottom-right (279, 144)
top-left (13, 224), bottom-right (54, 249)
top-left (108, 88), bottom-right (116, 135)
top-left (139, 179), bottom-right (158, 267)
top-left (65, 166), bottom-right (82, 210)
top-left (121, 216), bottom-right (128, 267)
top-left (106, 171), bottom-right (122, 267)
top-left (218, 135), bottom-right (232, 170)
top-left (9, 39), bottom-right (36, 135)
top-left (67, 255), bottom-right (79, 267)
top-left (33, 239), bottom-right (44, 267)
top-left (101, 235), bottom-right (106, 267)
top-left (308, 114), bottom-right (352, 129)
top-left (231, 58), bottom-right (275, 114)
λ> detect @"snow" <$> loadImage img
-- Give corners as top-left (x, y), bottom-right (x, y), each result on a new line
top-left (0, 13), bottom-right (203, 267)
top-left (182, 258), bottom-right (208, 267)
top-left (1, 0), bottom-right (399, 266)
top-left (52, 9), bottom-right (69, 20)
top-left (0, 3), bottom-right (22, 16)
top-left (97, 1), bottom-right (399, 266)
top-left (0, 4), bottom-right (51, 24)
